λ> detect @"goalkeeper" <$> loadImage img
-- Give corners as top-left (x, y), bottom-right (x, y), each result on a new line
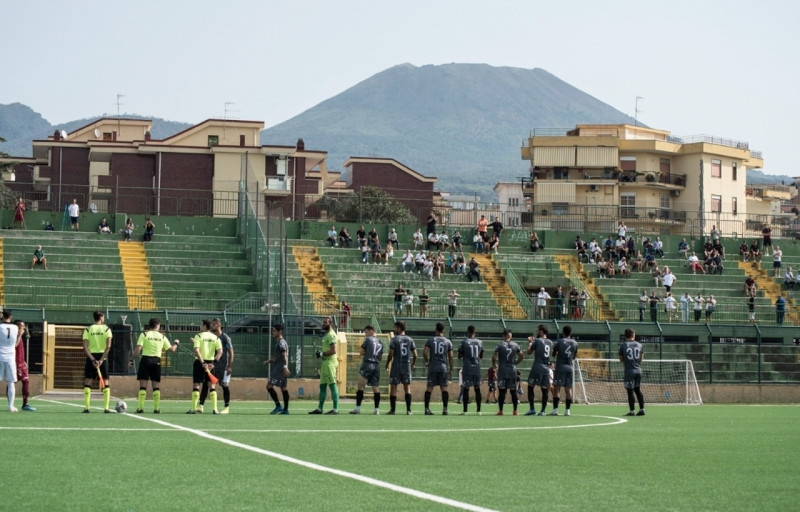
top-left (308, 317), bottom-right (340, 414)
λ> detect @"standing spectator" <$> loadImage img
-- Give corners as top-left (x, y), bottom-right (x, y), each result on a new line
top-left (773, 245), bottom-right (783, 277)
top-left (426, 211), bottom-right (438, 236)
top-left (386, 320), bottom-right (417, 415)
top-left (97, 217), bottom-right (111, 234)
top-left (529, 231), bottom-right (541, 252)
top-left (486, 366), bottom-right (498, 404)
top-left (448, 290), bottom-right (460, 318)
top-left (123, 217), bottom-right (134, 241)
top-left (762, 223), bottom-right (772, 256)
top-left (0, 310), bottom-right (19, 412)
top-left (68, 198), bottom-right (80, 231)
top-left (30, 245), bottom-right (47, 270)
top-left (638, 290), bottom-right (649, 322)
top-left (413, 228), bottom-right (424, 250)
top-left (418, 288), bottom-right (430, 317)
top-left (490, 216), bottom-right (503, 238)
top-left (678, 238), bottom-right (689, 259)
top-left (744, 275), bottom-right (757, 298)
top-left (423, 322), bottom-right (454, 415)
top-left (13, 197), bottom-right (26, 229)
top-left (662, 266), bottom-right (676, 293)
top-left (403, 289), bottom-right (414, 316)
top-left (477, 214), bottom-right (489, 239)
top-left (705, 295), bottom-right (717, 322)
top-left (649, 291), bottom-right (661, 322)
top-left (458, 325), bottom-right (484, 415)
top-left (710, 224), bottom-right (721, 242)
top-left (338, 226), bottom-right (352, 248)
top-left (693, 293), bottom-right (705, 322)
top-left (308, 316), bottom-right (339, 415)
top-left (784, 266), bottom-right (795, 290)
top-left (551, 325), bottom-right (579, 416)
top-left (776, 294), bottom-right (786, 325)
top-left (349, 325), bottom-right (383, 415)
top-left (467, 257), bottom-right (481, 283)
top-left (525, 324), bottom-right (553, 416)
top-left (188, 319), bottom-right (222, 414)
top-left (552, 285), bottom-right (565, 320)
top-left (81, 311), bottom-right (113, 413)
top-left (340, 301), bottom-right (351, 330)
top-left (265, 324), bottom-right (291, 415)
top-left (536, 287), bottom-right (551, 319)
top-left (143, 217), bottom-right (155, 242)
top-left (394, 284), bottom-right (405, 315)
top-left (747, 297), bottom-right (756, 323)
top-left (492, 329), bottom-right (523, 416)
top-left (577, 290), bottom-right (588, 319)
top-left (616, 221), bottom-right (627, 239)
top-left (663, 292), bottom-right (677, 322)
top-left (679, 292), bottom-right (694, 323)
top-left (130, 318), bottom-right (178, 414)
top-left (568, 287), bottom-right (579, 318)
top-left (13, 321), bottom-right (34, 411)
top-left (618, 328), bottom-right (645, 416)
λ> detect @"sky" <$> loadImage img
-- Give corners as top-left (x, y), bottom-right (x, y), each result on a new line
top-left (3, 1), bottom-right (798, 174)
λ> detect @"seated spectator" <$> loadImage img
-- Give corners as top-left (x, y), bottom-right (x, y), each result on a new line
top-left (371, 242), bottom-right (383, 264)
top-left (712, 239), bottom-right (725, 261)
top-left (644, 251), bottom-right (656, 269)
top-left (614, 236), bottom-right (627, 261)
top-left (467, 257), bottom-right (481, 283)
top-left (473, 233), bottom-right (484, 253)
top-left (703, 254), bottom-right (717, 275)
top-left (361, 240), bottom-right (369, 264)
top-left (642, 237), bottom-right (654, 257)
top-left (439, 230), bottom-right (451, 250)
top-left (402, 249), bottom-right (415, 273)
top-left (30, 244), bottom-right (47, 270)
top-left (422, 257), bottom-right (434, 281)
top-left (653, 237), bottom-right (664, 258)
top-left (630, 250), bottom-right (644, 273)
top-left (356, 225), bottom-right (367, 246)
top-left (749, 241), bottom-right (761, 263)
top-left (368, 227), bottom-right (379, 244)
top-left (97, 217), bottom-right (111, 234)
top-left (596, 257), bottom-right (608, 279)
top-left (487, 233), bottom-right (500, 253)
top-left (703, 239), bottom-right (714, 258)
top-left (415, 251), bottom-right (426, 273)
top-left (785, 266), bottom-right (796, 290)
top-left (451, 231), bottom-right (463, 251)
top-left (326, 226), bottom-right (338, 247)
top-left (687, 251), bottom-right (705, 274)
top-left (617, 257), bottom-right (630, 278)
top-left (626, 236), bottom-right (636, 256)
top-left (603, 235), bottom-right (615, 259)
top-left (652, 264), bottom-right (663, 287)
top-left (339, 227), bottom-right (352, 248)
top-left (678, 238), bottom-right (689, 259)
top-left (453, 254), bottom-right (466, 275)
top-left (427, 231), bottom-right (441, 251)
top-left (143, 217), bottom-right (155, 242)
top-left (384, 242), bottom-right (394, 266)
top-left (412, 228), bottom-right (424, 250)
top-left (387, 228), bottom-right (399, 248)
top-left (575, 236), bottom-right (588, 262)
top-left (123, 218), bottom-right (134, 241)
top-left (529, 232), bottom-right (541, 252)
top-left (605, 257), bottom-right (616, 278)
top-left (745, 275), bottom-right (757, 298)
top-left (434, 252), bottom-right (445, 280)
top-left (712, 250), bottom-right (724, 274)
top-left (739, 241), bottom-right (749, 261)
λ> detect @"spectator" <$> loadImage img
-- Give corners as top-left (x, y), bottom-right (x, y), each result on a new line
top-left (712, 239), bottom-right (726, 261)
top-left (360, 240), bottom-right (369, 264)
top-left (438, 230), bottom-right (451, 250)
top-left (467, 257), bottom-right (481, 283)
top-left (747, 296), bottom-right (756, 323)
top-left (419, 288), bottom-right (430, 318)
top-left (403, 289), bottom-right (414, 316)
top-left (784, 266), bottom-right (795, 290)
top-left (603, 235), bottom-right (615, 259)
top-left (427, 231), bottom-right (441, 251)
top-left (529, 232), bottom-right (541, 252)
top-left (644, 250), bottom-right (656, 270)
top-left (703, 251), bottom-right (718, 275)
top-left (739, 241), bottom-right (750, 262)
top-left (422, 256), bottom-right (434, 281)
top-left (451, 230), bottom-right (463, 251)
top-left (426, 211), bottom-right (438, 235)
top-left (568, 287), bottom-right (579, 318)
top-left (678, 238), bottom-right (689, 259)
top-left (368, 227), bottom-right (379, 247)
top-left (662, 267), bottom-right (676, 293)
top-left (762, 223), bottom-right (772, 257)
top-left (473, 233), bottom-right (484, 253)
top-left (705, 296), bottom-right (716, 322)
top-left (693, 293), bottom-right (705, 322)
top-left (577, 290), bottom-right (588, 319)
top-left (588, 238), bottom-right (602, 263)
top-left (664, 292), bottom-right (677, 322)
top-left (326, 226), bottom-right (337, 247)
top-left (490, 216), bottom-right (503, 238)
top-left (30, 245), bottom-right (47, 270)
top-left (384, 242), bottom-right (394, 266)
top-left (402, 249), bottom-right (415, 273)
top-left (97, 217), bottom-right (111, 234)
top-left (651, 264), bottom-right (663, 287)
top-left (596, 257), bottom-right (608, 279)
top-left (536, 287), bottom-right (550, 319)
top-left (552, 285), bottom-right (565, 320)
top-left (575, 236), bottom-right (588, 263)
top-left (413, 228), bottom-right (424, 250)
top-left (773, 245), bottom-right (783, 277)
top-left (453, 253), bottom-right (466, 275)
top-left (711, 249), bottom-right (724, 274)
top-left (68, 198), bottom-right (80, 231)
top-left (710, 224), bottom-right (721, 242)
top-left (776, 294), bottom-right (786, 325)
top-left (653, 237), bottom-right (664, 259)
top-left (617, 257), bottom-right (630, 278)
top-left (448, 290), bottom-right (460, 317)
top-left (143, 217), bottom-right (155, 242)
top-left (630, 250), bottom-right (644, 273)
top-left (433, 252), bottom-right (445, 281)
top-left (679, 292), bottom-right (694, 323)
top-left (339, 227), bottom-right (352, 248)
top-left (387, 228), bottom-right (399, 249)
top-left (414, 250), bottom-right (426, 273)
top-left (617, 221), bottom-right (627, 239)
top-left (745, 275), bottom-right (757, 298)
top-left (477, 215), bottom-right (489, 239)
top-left (340, 301), bottom-right (351, 329)
top-left (13, 197), bottom-right (26, 229)
top-left (371, 241), bottom-right (383, 265)
top-left (648, 291), bottom-right (661, 322)
top-left (394, 284), bottom-right (405, 314)
top-left (487, 233), bottom-right (500, 254)
top-left (356, 225), bottom-right (367, 246)
top-left (638, 290), bottom-right (649, 322)
top-left (749, 240), bottom-right (761, 263)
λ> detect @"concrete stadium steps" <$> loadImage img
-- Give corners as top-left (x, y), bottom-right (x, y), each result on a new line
top-left (562, 254), bottom-right (619, 322)
top-left (741, 260), bottom-right (800, 324)
top-left (471, 254), bottom-right (527, 319)
top-left (291, 246), bottom-right (339, 316)
top-left (118, 241), bottom-right (156, 310)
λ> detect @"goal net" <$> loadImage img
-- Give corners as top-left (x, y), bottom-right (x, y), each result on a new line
top-left (574, 359), bottom-right (702, 405)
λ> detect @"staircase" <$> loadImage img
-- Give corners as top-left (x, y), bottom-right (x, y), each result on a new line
top-left (292, 246), bottom-right (339, 316)
top-left (554, 254), bottom-right (619, 321)
top-left (740, 261), bottom-right (800, 323)
top-left (118, 242), bottom-right (156, 310)
top-left (471, 254), bottom-right (527, 319)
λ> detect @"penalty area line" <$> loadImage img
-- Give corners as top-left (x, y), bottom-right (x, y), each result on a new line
top-left (44, 399), bottom-right (498, 512)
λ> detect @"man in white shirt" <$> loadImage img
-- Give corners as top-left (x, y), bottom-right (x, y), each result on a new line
top-left (67, 198), bottom-right (80, 231)
top-left (679, 292), bottom-right (694, 323)
top-left (688, 252), bottom-right (705, 274)
top-left (413, 229), bottom-right (424, 250)
top-left (664, 292), bottom-right (677, 322)
top-left (662, 267), bottom-right (677, 293)
top-left (0, 310), bottom-right (20, 412)
top-left (536, 287), bottom-right (551, 319)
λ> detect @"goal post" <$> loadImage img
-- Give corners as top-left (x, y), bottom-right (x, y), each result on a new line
top-left (574, 358), bottom-right (702, 405)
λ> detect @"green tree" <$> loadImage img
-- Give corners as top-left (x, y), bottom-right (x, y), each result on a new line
top-left (326, 187), bottom-right (417, 225)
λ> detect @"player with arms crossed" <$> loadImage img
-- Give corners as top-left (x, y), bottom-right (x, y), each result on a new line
top-left (130, 318), bottom-right (178, 413)
top-left (385, 320), bottom-right (418, 415)
top-left (423, 322), bottom-right (454, 415)
top-left (550, 325), bottom-right (578, 416)
top-left (458, 325), bottom-right (484, 415)
top-left (492, 329), bottom-right (523, 416)
top-left (82, 311), bottom-right (113, 413)
top-left (309, 316), bottom-right (340, 414)
top-left (350, 325), bottom-right (383, 415)
top-left (0, 311), bottom-right (19, 412)
top-left (525, 324), bottom-right (554, 416)
top-left (188, 320), bottom-right (222, 414)
top-left (265, 324), bottom-right (291, 415)
top-left (619, 328), bottom-right (646, 416)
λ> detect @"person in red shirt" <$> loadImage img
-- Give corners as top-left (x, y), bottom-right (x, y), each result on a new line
top-left (486, 366), bottom-right (498, 404)
top-left (14, 321), bottom-right (35, 411)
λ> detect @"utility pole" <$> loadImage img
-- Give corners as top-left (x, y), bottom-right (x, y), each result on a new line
top-left (634, 96), bottom-right (644, 126)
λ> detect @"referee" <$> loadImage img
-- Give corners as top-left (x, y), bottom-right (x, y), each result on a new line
top-left (130, 318), bottom-right (178, 414)
top-left (188, 320), bottom-right (222, 414)
top-left (81, 311), bottom-right (112, 413)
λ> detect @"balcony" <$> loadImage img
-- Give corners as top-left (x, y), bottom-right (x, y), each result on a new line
top-left (263, 177), bottom-right (292, 196)
top-left (619, 172), bottom-right (687, 188)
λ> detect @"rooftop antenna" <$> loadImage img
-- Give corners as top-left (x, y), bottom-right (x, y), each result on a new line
top-left (634, 96), bottom-right (644, 127)
top-left (115, 93), bottom-right (126, 134)
top-left (223, 101), bottom-right (239, 141)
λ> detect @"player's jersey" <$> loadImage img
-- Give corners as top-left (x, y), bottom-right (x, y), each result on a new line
top-left (553, 337), bottom-right (579, 373)
top-left (530, 337), bottom-right (553, 374)
top-left (494, 341), bottom-right (521, 376)
top-left (458, 337), bottom-right (484, 378)
top-left (424, 335), bottom-right (452, 373)
top-left (136, 330), bottom-right (171, 357)
top-left (15, 334), bottom-right (25, 366)
top-left (82, 323), bottom-right (112, 354)
top-left (619, 341), bottom-right (643, 372)
top-left (0, 322), bottom-right (18, 362)
top-left (193, 331), bottom-right (222, 361)
top-left (217, 332), bottom-right (232, 367)
top-left (320, 329), bottom-right (338, 368)
top-left (361, 336), bottom-right (384, 364)
top-left (389, 335), bottom-right (416, 375)
top-left (272, 337), bottom-right (288, 372)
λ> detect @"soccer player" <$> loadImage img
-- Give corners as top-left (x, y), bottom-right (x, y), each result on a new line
top-left (130, 318), bottom-right (178, 413)
top-left (350, 325), bottom-right (383, 415)
top-left (188, 319), bottom-right (222, 414)
top-left (308, 317), bottom-right (340, 414)
top-left (13, 321), bottom-right (34, 411)
top-left (458, 325), bottom-right (484, 415)
top-left (385, 320), bottom-right (417, 415)
top-left (492, 329), bottom-right (523, 416)
top-left (82, 311), bottom-right (112, 413)
top-left (619, 328), bottom-right (645, 416)
top-left (0, 311), bottom-right (19, 412)
top-left (200, 318), bottom-right (234, 414)
top-left (551, 325), bottom-right (578, 416)
top-left (525, 324), bottom-right (553, 416)
top-left (423, 322), bottom-right (454, 415)
top-left (265, 324), bottom-right (290, 415)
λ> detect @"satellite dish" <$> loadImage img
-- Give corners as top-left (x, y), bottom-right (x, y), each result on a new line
top-left (94, 128), bottom-right (101, 138)
top-left (60, 130), bottom-right (68, 140)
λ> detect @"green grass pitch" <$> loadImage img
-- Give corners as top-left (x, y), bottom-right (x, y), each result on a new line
top-left (0, 398), bottom-right (797, 512)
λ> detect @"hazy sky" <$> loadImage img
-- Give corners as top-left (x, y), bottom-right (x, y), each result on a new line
top-left (3, 1), bottom-right (797, 174)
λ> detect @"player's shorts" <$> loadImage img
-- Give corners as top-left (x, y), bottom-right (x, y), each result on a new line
top-left (623, 370), bottom-right (642, 390)
top-left (488, 379), bottom-right (497, 391)
top-left (764, 237), bottom-right (772, 246)
top-left (269, 373), bottom-right (287, 389)
top-left (497, 368), bottom-right (516, 389)
top-left (427, 370), bottom-right (449, 387)
top-left (137, 356), bottom-right (163, 382)
top-left (84, 354), bottom-right (109, 380)
top-left (359, 362), bottom-right (381, 387)
top-left (390, 371), bottom-right (412, 385)
top-left (320, 362), bottom-right (337, 384)
top-left (461, 374), bottom-right (481, 388)
top-left (773, 260), bottom-right (781, 268)
top-left (15, 363), bottom-right (28, 381)
top-left (0, 360), bottom-right (17, 383)
top-left (528, 369), bottom-right (551, 388)
top-left (212, 359), bottom-right (227, 381)
top-left (192, 359), bottom-right (216, 384)
top-left (553, 369), bottom-right (574, 388)
top-left (70, 216), bottom-right (79, 225)
top-left (221, 371), bottom-right (231, 386)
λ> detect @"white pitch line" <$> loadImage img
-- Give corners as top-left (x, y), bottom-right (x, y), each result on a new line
top-left (42, 399), bottom-right (499, 512)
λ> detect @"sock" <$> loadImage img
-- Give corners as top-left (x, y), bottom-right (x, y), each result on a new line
top-left (424, 391), bottom-right (432, 409)
top-left (210, 390), bottom-right (217, 411)
top-left (442, 391), bottom-right (449, 411)
top-left (282, 390), bottom-right (290, 410)
top-left (138, 388), bottom-right (147, 410)
top-left (462, 388), bottom-right (470, 412)
top-left (223, 385), bottom-right (230, 407)
top-left (330, 383), bottom-right (339, 410)
top-left (84, 387), bottom-right (91, 409)
top-left (7, 383), bottom-right (15, 408)
top-left (153, 390), bottom-right (161, 410)
top-left (475, 389), bottom-right (482, 412)
top-left (405, 393), bottom-right (412, 412)
top-left (553, 397), bottom-right (560, 411)
top-left (498, 389), bottom-right (507, 411)
top-left (318, 384), bottom-right (327, 409)
top-left (528, 385), bottom-right (535, 410)
top-left (627, 388), bottom-right (635, 411)
top-left (511, 389), bottom-right (518, 411)
top-left (540, 389), bottom-right (548, 413)
top-left (373, 392), bottom-right (380, 409)
top-left (566, 398), bottom-right (572, 411)
top-left (356, 390), bottom-right (364, 407)
top-left (199, 382), bottom-right (208, 405)
top-left (192, 390), bottom-right (200, 410)
top-left (103, 387), bottom-right (110, 410)
top-left (22, 380), bottom-right (29, 405)
top-left (390, 395), bottom-right (397, 412)
top-left (268, 387), bottom-right (280, 406)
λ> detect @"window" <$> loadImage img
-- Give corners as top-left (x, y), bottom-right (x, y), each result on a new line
top-left (659, 194), bottom-right (670, 219)
top-left (711, 159), bottom-right (721, 178)
top-left (208, 135), bottom-right (219, 147)
top-left (732, 162), bottom-right (738, 181)
top-left (553, 167), bottom-right (569, 180)
top-left (711, 194), bottom-right (721, 213)
top-left (508, 197), bottom-right (520, 207)
top-left (552, 203), bottom-right (569, 215)
top-left (620, 156), bottom-right (636, 172)
top-left (659, 158), bottom-right (671, 174)
top-left (620, 192), bottom-right (636, 218)
top-left (732, 197), bottom-right (738, 214)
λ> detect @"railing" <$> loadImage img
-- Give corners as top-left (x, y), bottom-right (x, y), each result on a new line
top-left (504, 267), bottom-right (532, 319)
top-left (679, 134), bottom-right (750, 150)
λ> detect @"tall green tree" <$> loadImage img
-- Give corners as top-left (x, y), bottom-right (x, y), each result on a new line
top-left (325, 186), bottom-right (417, 225)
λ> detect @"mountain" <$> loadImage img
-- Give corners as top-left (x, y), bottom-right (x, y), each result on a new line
top-left (261, 63), bottom-right (639, 198)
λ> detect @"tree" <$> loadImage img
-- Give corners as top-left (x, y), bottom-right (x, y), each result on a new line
top-left (325, 186), bottom-right (418, 225)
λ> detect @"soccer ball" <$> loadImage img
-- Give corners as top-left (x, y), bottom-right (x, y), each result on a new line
top-left (115, 401), bottom-right (127, 413)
